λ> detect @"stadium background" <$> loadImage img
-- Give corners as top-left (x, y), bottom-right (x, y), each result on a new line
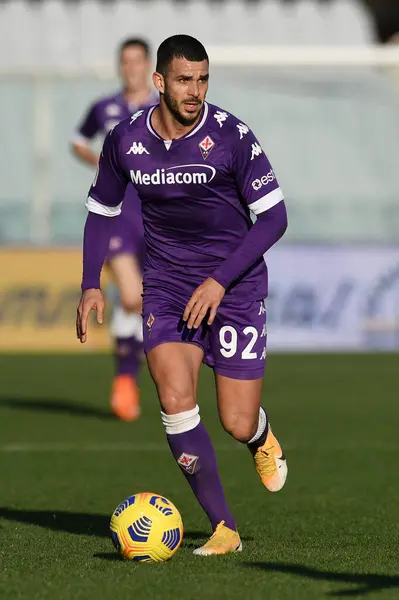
top-left (1, 0), bottom-right (398, 352)
top-left (1, 3), bottom-right (399, 600)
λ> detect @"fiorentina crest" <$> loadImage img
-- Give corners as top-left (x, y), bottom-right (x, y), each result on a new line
top-left (146, 313), bottom-right (155, 337)
top-left (177, 452), bottom-right (199, 475)
top-left (198, 135), bottom-right (215, 160)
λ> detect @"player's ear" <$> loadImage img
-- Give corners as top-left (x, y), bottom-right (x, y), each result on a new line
top-left (152, 72), bottom-right (165, 94)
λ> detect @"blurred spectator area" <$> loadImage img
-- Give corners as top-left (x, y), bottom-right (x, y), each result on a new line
top-left (0, 1), bottom-right (379, 70)
top-left (361, 0), bottom-right (399, 44)
top-left (0, 1), bottom-right (398, 69)
top-left (1, 1), bottom-right (398, 71)
top-left (1, 0), bottom-right (399, 245)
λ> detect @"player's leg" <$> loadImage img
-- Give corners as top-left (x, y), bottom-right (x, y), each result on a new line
top-left (143, 296), bottom-right (240, 556)
top-left (147, 343), bottom-right (239, 539)
top-left (216, 375), bottom-right (287, 492)
top-left (108, 252), bottom-right (143, 421)
top-left (209, 299), bottom-right (287, 492)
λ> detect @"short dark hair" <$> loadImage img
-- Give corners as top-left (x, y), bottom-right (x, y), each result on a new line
top-left (156, 35), bottom-right (209, 75)
top-left (119, 38), bottom-right (150, 59)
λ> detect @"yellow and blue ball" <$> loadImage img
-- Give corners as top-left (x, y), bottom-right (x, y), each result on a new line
top-left (110, 492), bottom-right (183, 562)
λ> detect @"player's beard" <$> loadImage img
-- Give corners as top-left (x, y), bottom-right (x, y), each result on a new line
top-left (163, 89), bottom-right (202, 127)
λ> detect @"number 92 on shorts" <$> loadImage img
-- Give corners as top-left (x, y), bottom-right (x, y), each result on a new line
top-left (143, 296), bottom-right (268, 381)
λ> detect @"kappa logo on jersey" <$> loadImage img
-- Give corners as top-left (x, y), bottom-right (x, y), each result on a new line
top-left (261, 347), bottom-right (267, 360)
top-left (130, 164), bottom-right (216, 186)
top-left (237, 123), bottom-right (249, 139)
top-left (214, 111), bottom-right (229, 128)
top-left (198, 135), bottom-right (215, 160)
top-left (261, 324), bottom-right (267, 338)
top-left (130, 109), bottom-right (144, 124)
top-left (258, 302), bottom-right (266, 316)
top-left (252, 170), bottom-right (276, 191)
top-left (127, 142), bottom-right (150, 155)
top-left (250, 143), bottom-right (263, 161)
top-left (177, 453), bottom-right (199, 475)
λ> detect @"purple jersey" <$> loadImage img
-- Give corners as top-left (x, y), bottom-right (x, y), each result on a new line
top-left (75, 90), bottom-right (158, 142)
top-left (75, 90), bottom-right (157, 265)
top-left (88, 102), bottom-right (284, 301)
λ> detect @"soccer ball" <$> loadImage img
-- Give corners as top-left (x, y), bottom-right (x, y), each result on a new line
top-left (110, 492), bottom-right (183, 562)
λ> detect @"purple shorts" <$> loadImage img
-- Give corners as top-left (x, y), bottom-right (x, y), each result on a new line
top-left (107, 185), bottom-right (145, 270)
top-left (143, 293), bottom-right (267, 380)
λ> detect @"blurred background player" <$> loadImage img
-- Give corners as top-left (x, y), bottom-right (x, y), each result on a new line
top-left (71, 38), bottom-right (158, 421)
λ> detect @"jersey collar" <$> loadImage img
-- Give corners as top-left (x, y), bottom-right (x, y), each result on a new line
top-left (146, 102), bottom-right (209, 141)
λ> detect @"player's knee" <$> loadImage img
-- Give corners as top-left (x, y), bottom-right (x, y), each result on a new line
top-left (159, 386), bottom-right (196, 416)
top-left (222, 414), bottom-right (257, 444)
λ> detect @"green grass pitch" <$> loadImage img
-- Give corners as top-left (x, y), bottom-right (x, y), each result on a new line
top-left (0, 353), bottom-right (398, 600)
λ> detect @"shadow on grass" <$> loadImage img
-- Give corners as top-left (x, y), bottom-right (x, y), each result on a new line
top-left (0, 507), bottom-right (110, 537)
top-left (0, 507), bottom-right (224, 542)
top-left (245, 561), bottom-right (399, 597)
top-left (0, 507), bottom-right (253, 551)
top-left (0, 397), bottom-right (114, 420)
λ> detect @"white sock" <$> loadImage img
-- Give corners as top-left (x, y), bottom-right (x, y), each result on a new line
top-left (161, 405), bottom-right (200, 435)
top-left (111, 306), bottom-right (143, 342)
top-left (248, 407), bottom-right (268, 445)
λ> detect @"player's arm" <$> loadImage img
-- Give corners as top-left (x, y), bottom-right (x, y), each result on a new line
top-left (184, 128), bottom-right (287, 329)
top-left (210, 129), bottom-right (287, 289)
top-left (71, 103), bottom-right (100, 168)
top-left (76, 127), bottom-right (129, 343)
top-left (72, 142), bottom-right (99, 168)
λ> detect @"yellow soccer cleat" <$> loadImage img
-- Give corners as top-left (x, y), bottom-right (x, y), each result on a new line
top-left (250, 426), bottom-right (288, 492)
top-left (193, 521), bottom-right (242, 556)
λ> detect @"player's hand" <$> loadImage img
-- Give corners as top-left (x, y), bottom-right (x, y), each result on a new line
top-left (183, 278), bottom-right (225, 329)
top-left (76, 288), bottom-right (105, 343)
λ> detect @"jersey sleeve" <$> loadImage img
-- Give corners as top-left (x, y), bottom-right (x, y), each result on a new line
top-left (86, 126), bottom-right (129, 217)
top-left (75, 103), bottom-right (100, 143)
top-left (231, 127), bottom-right (284, 216)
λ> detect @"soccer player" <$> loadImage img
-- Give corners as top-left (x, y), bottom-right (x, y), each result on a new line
top-left (77, 35), bottom-right (288, 555)
top-left (71, 38), bottom-right (157, 421)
